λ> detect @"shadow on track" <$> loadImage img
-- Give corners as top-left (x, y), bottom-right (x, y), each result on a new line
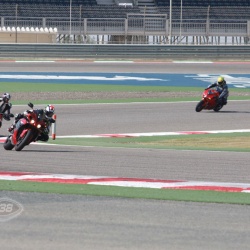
top-left (16, 149), bottom-right (92, 153)
top-left (202, 111), bottom-right (250, 114)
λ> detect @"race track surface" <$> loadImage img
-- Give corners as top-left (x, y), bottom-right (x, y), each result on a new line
top-left (0, 62), bottom-right (250, 249)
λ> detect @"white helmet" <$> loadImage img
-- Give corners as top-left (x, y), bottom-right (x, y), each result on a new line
top-left (44, 104), bottom-right (55, 118)
top-left (2, 93), bottom-right (11, 102)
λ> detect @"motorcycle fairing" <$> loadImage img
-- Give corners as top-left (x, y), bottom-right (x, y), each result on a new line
top-left (11, 118), bottom-right (28, 145)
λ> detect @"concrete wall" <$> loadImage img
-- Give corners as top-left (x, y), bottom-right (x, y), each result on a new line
top-left (0, 32), bottom-right (57, 43)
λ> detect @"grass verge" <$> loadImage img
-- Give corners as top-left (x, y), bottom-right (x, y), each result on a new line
top-left (1, 82), bottom-right (249, 104)
top-left (0, 180), bottom-right (249, 205)
top-left (49, 133), bottom-right (250, 152)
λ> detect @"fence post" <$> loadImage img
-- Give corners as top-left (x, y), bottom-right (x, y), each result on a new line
top-left (206, 19), bottom-right (210, 44)
top-left (42, 17), bottom-right (46, 28)
top-left (125, 18), bottom-right (128, 44)
top-left (248, 20), bottom-right (250, 38)
top-left (84, 18), bottom-right (87, 44)
top-left (166, 19), bottom-right (169, 38)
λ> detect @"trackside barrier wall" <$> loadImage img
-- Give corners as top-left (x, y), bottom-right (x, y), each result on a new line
top-left (0, 44), bottom-right (250, 60)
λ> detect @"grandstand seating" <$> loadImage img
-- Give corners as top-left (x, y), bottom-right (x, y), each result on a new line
top-left (157, 6), bottom-right (250, 21)
top-left (155, 0), bottom-right (250, 7)
top-left (0, 4), bottom-right (140, 19)
top-left (0, 0), bottom-right (98, 5)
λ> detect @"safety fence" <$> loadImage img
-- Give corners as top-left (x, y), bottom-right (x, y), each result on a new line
top-left (0, 44), bottom-right (250, 60)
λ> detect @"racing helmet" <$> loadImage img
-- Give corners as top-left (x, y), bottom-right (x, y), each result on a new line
top-left (217, 76), bottom-right (225, 86)
top-left (2, 93), bottom-right (11, 103)
top-left (44, 104), bottom-right (55, 118)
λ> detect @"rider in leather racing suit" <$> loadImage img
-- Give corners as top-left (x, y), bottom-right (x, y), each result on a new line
top-left (0, 93), bottom-right (12, 128)
top-left (9, 104), bottom-right (55, 142)
top-left (205, 76), bottom-right (229, 106)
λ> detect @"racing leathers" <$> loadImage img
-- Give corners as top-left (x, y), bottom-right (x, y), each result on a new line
top-left (0, 97), bottom-right (12, 128)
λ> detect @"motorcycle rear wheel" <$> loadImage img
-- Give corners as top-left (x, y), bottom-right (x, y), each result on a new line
top-left (195, 100), bottom-right (204, 112)
top-left (15, 129), bottom-right (35, 151)
top-left (213, 104), bottom-right (223, 112)
top-left (3, 136), bottom-right (14, 150)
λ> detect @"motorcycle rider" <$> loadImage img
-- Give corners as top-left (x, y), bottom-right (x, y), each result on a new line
top-left (0, 93), bottom-right (13, 128)
top-left (205, 76), bottom-right (229, 106)
top-left (8, 103), bottom-right (55, 142)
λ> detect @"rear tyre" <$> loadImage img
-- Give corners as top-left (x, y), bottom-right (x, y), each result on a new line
top-left (3, 136), bottom-right (14, 150)
top-left (213, 105), bottom-right (223, 112)
top-left (195, 100), bottom-right (204, 112)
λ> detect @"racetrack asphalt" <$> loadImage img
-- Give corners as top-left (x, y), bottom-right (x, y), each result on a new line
top-left (0, 62), bottom-right (250, 250)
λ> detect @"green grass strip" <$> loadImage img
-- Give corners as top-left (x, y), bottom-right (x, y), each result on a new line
top-left (49, 132), bottom-right (250, 152)
top-left (0, 82), bottom-right (203, 92)
top-left (1, 82), bottom-right (249, 104)
top-left (0, 180), bottom-right (249, 205)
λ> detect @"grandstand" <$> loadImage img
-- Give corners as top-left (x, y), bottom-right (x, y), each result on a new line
top-left (155, 0), bottom-right (250, 7)
top-left (0, 1), bottom-right (141, 19)
top-left (0, 0), bottom-right (98, 5)
top-left (0, 0), bottom-right (249, 44)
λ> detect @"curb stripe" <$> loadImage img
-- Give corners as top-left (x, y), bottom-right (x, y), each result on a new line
top-left (1, 129), bottom-right (250, 142)
top-left (0, 171), bottom-right (249, 193)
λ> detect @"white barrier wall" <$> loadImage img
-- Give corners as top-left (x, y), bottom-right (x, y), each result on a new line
top-left (0, 27), bottom-right (57, 43)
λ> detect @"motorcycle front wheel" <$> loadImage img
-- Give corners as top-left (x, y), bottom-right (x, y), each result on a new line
top-left (195, 100), bottom-right (204, 112)
top-left (3, 136), bottom-right (14, 150)
top-left (15, 129), bottom-right (35, 151)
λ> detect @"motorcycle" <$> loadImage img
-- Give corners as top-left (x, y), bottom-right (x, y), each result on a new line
top-left (195, 88), bottom-right (224, 112)
top-left (3, 103), bottom-right (48, 151)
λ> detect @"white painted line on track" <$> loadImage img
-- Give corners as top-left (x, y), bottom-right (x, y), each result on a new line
top-left (173, 61), bottom-right (213, 64)
top-left (15, 61), bottom-right (56, 63)
top-left (10, 99), bottom-right (250, 108)
top-left (94, 61), bottom-right (134, 63)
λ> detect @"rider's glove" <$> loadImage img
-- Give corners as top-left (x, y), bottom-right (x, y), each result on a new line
top-left (25, 110), bottom-right (32, 114)
top-left (48, 118), bottom-right (55, 123)
top-left (15, 113), bottom-right (22, 121)
top-left (28, 102), bottom-right (34, 109)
